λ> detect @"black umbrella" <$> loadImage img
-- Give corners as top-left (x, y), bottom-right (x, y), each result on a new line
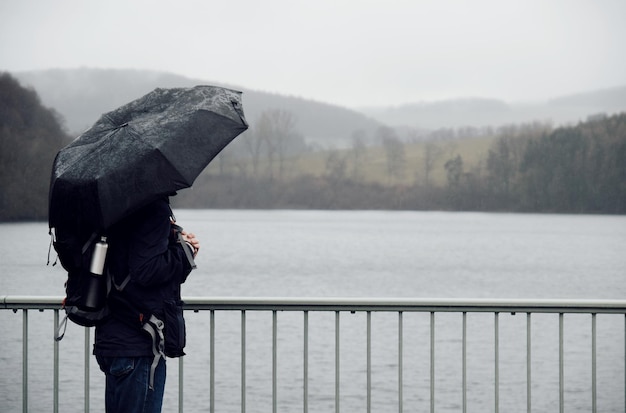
top-left (49, 85), bottom-right (248, 232)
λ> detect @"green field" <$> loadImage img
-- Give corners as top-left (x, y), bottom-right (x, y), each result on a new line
top-left (206, 134), bottom-right (498, 188)
top-left (292, 135), bottom-right (496, 186)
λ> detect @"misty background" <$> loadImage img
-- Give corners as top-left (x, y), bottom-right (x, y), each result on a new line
top-left (1, 1), bottom-right (625, 220)
top-left (2, 1), bottom-right (625, 107)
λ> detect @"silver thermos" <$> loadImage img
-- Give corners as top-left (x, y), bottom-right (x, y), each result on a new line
top-left (85, 236), bottom-right (108, 309)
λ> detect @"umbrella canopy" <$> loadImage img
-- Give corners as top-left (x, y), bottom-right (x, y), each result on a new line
top-left (49, 85), bottom-right (248, 232)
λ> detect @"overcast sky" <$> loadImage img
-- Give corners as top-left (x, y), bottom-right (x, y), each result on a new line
top-left (1, 0), bottom-right (625, 108)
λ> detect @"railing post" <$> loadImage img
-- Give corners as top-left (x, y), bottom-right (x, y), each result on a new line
top-left (335, 311), bottom-right (340, 413)
top-left (367, 311), bottom-right (371, 413)
top-left (85, 327), bottom-right (90, 413)
top-left (210, 309), bottom-right (215, 413)
top-left (398, 311), bottom-right (403, 413)
top-left (304, 311), bottom-right (309, 413)
top-left (54, 309), bottom-right (59, 413)
top-left (430, 312), bottom-right (435, 413)
top-left (22, 309), bottom-right (28, 413)
top-left (272, 310), bottom-right (277, 413)
top-left (495, 312), bottom-right (499, 413)
top-left (527, 312), bottom-right (532, 413)
top-left (592, 313), bottom-right (596, 413)
top-left (241, 310), bottom-right (246, 413)
top-left (559, 313), bottom-right (564, 413)
top-left (179, 355), bottom-right (184, 413)
top-left (462, 312), bottom-right (467, 413)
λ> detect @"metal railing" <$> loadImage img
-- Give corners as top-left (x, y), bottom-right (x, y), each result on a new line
top-left (2, 296), bottom-right (626, 413)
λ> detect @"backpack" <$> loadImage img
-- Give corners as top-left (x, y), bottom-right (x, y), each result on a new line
top-left (50, 226), bottom-right (132, 340)
top-left (50, 223), bottom-right (173, 388)
top-left (49, 205), bottom-right (189, 386)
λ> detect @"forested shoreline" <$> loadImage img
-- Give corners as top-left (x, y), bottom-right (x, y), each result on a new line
top-left (174, 111), bottom-right (626, 214)
top-left (0, 73), bottom-right (69, 221)
top-left (1, 72), bottom-right (625, 222)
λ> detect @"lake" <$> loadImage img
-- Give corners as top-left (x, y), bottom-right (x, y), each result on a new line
top-left (1, 210), bottom-right (625, 412)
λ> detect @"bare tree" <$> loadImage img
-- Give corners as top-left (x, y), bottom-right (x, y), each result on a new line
top-left (377, 126), bottom-right (406, 184)
top-left (422, 141), bottom-right (443, 187)
top-left (239, 129), bottom-right (264, 177)
top-left (349, 129), bottom-right (367, 181)
top-left (325, 151), bottom-right (347, 184)
top-left (257, 109), bottom-right (302, 180)
top-left (254, 113), bottom-right (276, 179)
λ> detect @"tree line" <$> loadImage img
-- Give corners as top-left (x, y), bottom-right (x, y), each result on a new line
top-left (177, 111), bottom-right (626, 214)
top-left (1, 72), bottom-right (624, 223)
top-left (0, 73), bottom-right (70, 221)
top-left (448, 117), bottom-right (625, 213)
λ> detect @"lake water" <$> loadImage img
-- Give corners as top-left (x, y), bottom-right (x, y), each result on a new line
top-left (1, 210), bottom-right (625, 412)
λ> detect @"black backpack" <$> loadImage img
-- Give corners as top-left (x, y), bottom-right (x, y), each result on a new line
top-left (49, 224), bottom-right (174, 388)
top-left (50, 225), bottom-right (133, 340)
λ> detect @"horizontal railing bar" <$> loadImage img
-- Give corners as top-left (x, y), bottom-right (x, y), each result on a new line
top-left (2, 296), bottom-right (63, 309)
top-left (3, 296), bottom-right (626, 314)
top-left (184, 297), bottom-right (626, 313)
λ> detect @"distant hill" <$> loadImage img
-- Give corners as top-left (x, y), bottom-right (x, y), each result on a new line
top-left (362, 98), bottom-right (514, 130)
top-left (12, 68), bottom-right (383, 147)
top-left (11, 68), bottom-right (626, 142)
top-left (360, 86), bottom-right (626, 129)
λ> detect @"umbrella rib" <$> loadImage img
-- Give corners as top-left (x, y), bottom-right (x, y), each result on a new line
top-left (154, 147), bottom-right (192, 188)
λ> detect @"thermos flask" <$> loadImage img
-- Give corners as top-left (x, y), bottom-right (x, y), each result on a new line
top-left (85, 237), bottom-right (108, 309)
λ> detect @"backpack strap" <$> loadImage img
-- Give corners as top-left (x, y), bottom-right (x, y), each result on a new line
top-left (142, 314), bottom-right (165, 390)
top-left (168, 202), bottom-right (176, 223)
top-left (47, 228), bottom-right (57, 266)
top-left (109, 270), bottom-right (131, 292)
top-left (106, 269), bottom-right (141, 322)
top-left (54, 313), bottom-right (69, 341)
top-left (82, 232), bottom-right (99, 254)
top-left (108, 270), bottom-right (166, 389)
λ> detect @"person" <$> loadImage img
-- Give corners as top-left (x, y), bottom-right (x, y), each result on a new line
top-left (93, 196), bottom-right (199, 413)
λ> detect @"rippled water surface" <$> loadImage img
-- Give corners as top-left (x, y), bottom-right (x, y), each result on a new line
top-left (1, 210), bottom-right (625, 412)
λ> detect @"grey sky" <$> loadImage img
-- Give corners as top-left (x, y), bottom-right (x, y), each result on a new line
top-left (1, 0), bottom-right (625, 108)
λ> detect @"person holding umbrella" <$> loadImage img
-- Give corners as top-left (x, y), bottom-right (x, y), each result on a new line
top-left (49, 86), bottom-right (247, 412)
top-left (94, 196), bottom-right (199, 412)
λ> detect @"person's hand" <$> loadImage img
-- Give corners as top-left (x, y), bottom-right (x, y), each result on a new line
top-left (181, 230), bottom-right (200, 257)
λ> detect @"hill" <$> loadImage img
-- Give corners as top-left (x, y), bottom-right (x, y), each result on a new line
top-left (360, 86), bottom-right (626, 129)
top-left (13, 68), bottom-right (382, 148)
top-left (13, 68), bottom-right (626, 149)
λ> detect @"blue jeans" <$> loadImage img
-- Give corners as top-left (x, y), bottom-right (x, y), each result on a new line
top-left (96, 356), bottom-right (166, 413)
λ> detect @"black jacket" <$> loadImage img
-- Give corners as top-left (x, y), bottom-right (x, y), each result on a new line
top-left (94, 198), bottom-right (193, 357)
